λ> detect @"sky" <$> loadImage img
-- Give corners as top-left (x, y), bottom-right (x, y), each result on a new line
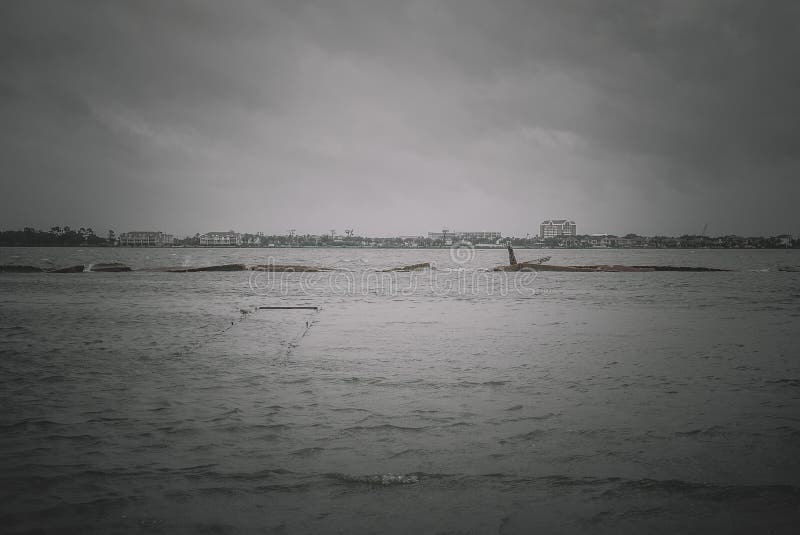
top-left (1, 0), bottom-right (799, 238)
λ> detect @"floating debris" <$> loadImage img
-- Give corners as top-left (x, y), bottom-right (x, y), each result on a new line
top-left (47, 265), bottom-right (85, 273)
top-left (495, 245), bottom-right (728, 272)
top-left (249, 264), bottom-right (327, 272)
top-left (0, 265), bottom-right (43, 272)
top-left (494, 263), bottom-right (727, 272)
top-left (90, 263), bottom-right (132, 272)
top-left (188, 263), bottom-right (248, 272)
top-left (258, 306), bottom-right (319, 311)
top-left (382, 262), bottom-right (431, 272)
top-left (165, 264), bottom-right (248, 272)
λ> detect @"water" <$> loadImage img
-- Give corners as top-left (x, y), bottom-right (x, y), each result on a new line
top-left (1, 247), bottom-right (799, 533)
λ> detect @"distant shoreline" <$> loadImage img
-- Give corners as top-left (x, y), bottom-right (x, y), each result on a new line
top-left (1, 244), bottom-right (797, 250)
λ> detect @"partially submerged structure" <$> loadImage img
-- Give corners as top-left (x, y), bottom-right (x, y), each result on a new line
top-left (495, 245), bottom-right (728, 272)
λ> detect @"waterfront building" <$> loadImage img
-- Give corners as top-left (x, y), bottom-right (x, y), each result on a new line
top-left (199, 231), bottom-right (243, 246)
top-left (427, 230), bottom-right (502, 243)
top-left (118, 231), bottom-right (174, 247)
top-left (588, 234), bottom-right (616, 247)
top-left (540, 220), bottom-right (577, 238)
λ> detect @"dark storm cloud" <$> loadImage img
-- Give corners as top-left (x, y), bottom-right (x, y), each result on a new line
top-left (1, 0), bottom-right (798, 236)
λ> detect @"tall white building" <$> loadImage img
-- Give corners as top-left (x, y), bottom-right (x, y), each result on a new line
top-left (540, 220), bottom-right (577, 238)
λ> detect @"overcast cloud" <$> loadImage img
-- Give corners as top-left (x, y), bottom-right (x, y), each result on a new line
top-left (1, 0), bottom-right (799, 237)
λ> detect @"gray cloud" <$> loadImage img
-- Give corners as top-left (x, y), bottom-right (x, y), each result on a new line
top-left (1, 0), bottom-right (798, 237)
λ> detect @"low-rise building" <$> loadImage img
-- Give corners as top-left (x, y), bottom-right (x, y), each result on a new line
top-left (427, 230), bottom-right (502, 243)
top-left (587, 234), bottom-right (618, 247)
top-left (199, 231), bottom-right (242, 246)
top-left (118, 231), bottom-right (174, 247)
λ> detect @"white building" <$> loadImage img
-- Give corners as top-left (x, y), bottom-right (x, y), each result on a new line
top-left (540, 220), bottom-right (577, 239)
top-left (199, 231), bottom-right (242, 246)
top-left (118, 231), bottom-right (174, 247)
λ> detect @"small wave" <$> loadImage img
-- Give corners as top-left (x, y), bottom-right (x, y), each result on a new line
top-left (500, 429), bottom-right (547, 444)
top-left (500, 413), bottom-right (560, 423)
top-left (618, 506), bottom-right (667, 519)
top-left (388, 448), bottom-right (426, 459)
top-left (183, 468), bottom-right (294, 481)
top-left (0, 419), bottom-right (65, 432)
top-left (766, 378), bottom-right (800, 387)
top-left (254, 482), bottom-right (311, 493)
top-left (325, 472), bottom-right (420, 486)
top-left (47, 434), bottom-right (98, 441)
top-left (442, 421), bottom-right (474, 428)
top-left (342, 423), bottom-right (428, 433)
top-left (675, 425), bottom-right (727, 438)
top-left (281, 377), bottom-right (312, 384)
top-left (341, 376), bottom-right (385, 384)
top-left (456, 380), bottom-right (509, 387)
top-left (290, 447), bottom-right (324, 457)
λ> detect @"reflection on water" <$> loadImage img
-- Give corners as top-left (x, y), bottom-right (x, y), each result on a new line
top-left (1, 248), bottom-right (799, 533)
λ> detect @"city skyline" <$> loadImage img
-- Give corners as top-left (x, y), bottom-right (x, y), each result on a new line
top-left (1, 223), bottom-right (794, 243)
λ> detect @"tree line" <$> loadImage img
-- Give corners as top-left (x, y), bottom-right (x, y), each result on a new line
top-left (0, 226), bottom-right (113, 246)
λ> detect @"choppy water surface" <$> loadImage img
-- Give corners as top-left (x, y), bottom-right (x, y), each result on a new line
top-left (1, 247), bottom-right (799, 533)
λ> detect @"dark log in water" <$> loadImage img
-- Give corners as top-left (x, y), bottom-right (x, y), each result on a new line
top-left (258, 306), bottom-right (320, 310)
top-left (164, 264), bottom-right (248, 272)
top-left (249, 265), bottom-right (327, 272)
top-left (0, 264), bottom-right (84, 273)
top-left (189, 264), bottom-right (248, 272)
top-left (48, 265), bottom-right (85, 273)
top-left (494, 263), bottom-right (728, 272)
top-left (148, 264), bottom-right (328, 272)
top-left (631, 265), bottom-right (729, 272)
top-left (382, 263), bottom-right (431, 272)
top-left (0, 265), bottom-right (44, 272)
top-left (90, 263), bottom-right (132, 272)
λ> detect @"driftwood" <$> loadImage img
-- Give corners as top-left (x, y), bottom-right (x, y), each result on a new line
top-left (133, 264), bottom-right (328, 272)
top-left (0, 265), bottom-right (43, 272)
top-left (164, 264), bottom-right (248, 272)
top-left (249, 264), bottom-right (326, 272)
top-left (258, 306), bottom-right (319, 310)
top-left (495, 245), bottom-right (728, 272)
top-left (382, 262), bottom-right (431, 272)
top-left (90, 263), bottom-right (132, 272)
top-left (631, 265), bottom-right (728, 272)
top-left (48, 265), bottom-right (85, 273)
top-left (2, 264), bottom-right (91, 273)
top-left (494, 263), bottom-right (728, 273)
